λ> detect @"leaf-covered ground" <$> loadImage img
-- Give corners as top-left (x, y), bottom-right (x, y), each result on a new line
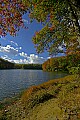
top-left (0, 74), bottom-right (80, 120)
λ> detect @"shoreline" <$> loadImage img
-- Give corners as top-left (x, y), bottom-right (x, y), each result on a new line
top-left (0, 69), bottom-right (68, 101)
top-left (0, 74), bottom-right (80, 120)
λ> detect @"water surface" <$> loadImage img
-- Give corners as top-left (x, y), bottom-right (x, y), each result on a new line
top-left (0, 69), bottom-right (68, 100)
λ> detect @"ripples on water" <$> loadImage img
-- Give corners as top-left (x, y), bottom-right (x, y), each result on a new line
top-left (0, 69), bottom-right (68, 100)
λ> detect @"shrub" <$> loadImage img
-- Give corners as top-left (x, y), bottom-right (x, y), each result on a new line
top-left (68, 66), bottom-right (80, 74)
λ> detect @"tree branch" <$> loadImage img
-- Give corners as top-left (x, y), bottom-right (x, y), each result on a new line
top-left (67, 0), bottom-right (80, 33)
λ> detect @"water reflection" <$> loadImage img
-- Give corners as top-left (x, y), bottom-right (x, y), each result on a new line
top-left (0, 70), bottom-right (68, 100)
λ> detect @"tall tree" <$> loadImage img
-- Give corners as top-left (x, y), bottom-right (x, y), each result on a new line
top-left (0, 0), bottom-right (80, 55)
top-left (29, 0), bottom-right (80, 54)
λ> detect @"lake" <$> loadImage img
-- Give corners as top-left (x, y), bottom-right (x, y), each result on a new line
top-left (0, 69), bottom-right (68, 100)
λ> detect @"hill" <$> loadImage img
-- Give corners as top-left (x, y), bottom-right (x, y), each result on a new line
top-left (0, 58), bottom-right (14, 69)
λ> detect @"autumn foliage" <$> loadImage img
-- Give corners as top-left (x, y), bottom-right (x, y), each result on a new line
top-left (0, 0), bottom-right (29, 36)
top-left (42, 52), bottom-right (80, 73)
top-left (0, 0), bottom-right (80, 55)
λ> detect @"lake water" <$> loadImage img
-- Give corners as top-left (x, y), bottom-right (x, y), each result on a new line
top-left (0, 69), bottom-right (68, 100)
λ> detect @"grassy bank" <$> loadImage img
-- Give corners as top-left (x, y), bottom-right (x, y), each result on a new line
top-left (0, 74), bottom-right (80, 120)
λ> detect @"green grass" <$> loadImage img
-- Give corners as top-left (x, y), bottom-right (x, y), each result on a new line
top-left (0, 74), bottom-right (80, 120)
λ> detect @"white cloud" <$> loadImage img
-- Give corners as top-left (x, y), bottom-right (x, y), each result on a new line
top-left (58, 40), bottom-right (66, 51)
top-left (13, 55), bottom-right (45, 64)
top-left (19, 47), bottom-right (22, 50)
top-left (19, 53), bottom-right (46, 64)
top-left (0, 45), bottom-right (18, 55)
top-left (10, 41), bottom-right (18, 46)
top-left (28, 54), bottom-right (46, 64)
top-left (1, 55), bottom-right (13, 62)
top-left (22, 19), bottom-right (30, 24)
top-left (47, 57), bottom-right (51, 59)
top-left (0, 36), bottom-right (6, 40)
top-left (1, 50), bottom-right (46, 64)
top-left (19, 52), bottom-right (27, 58)
top-left (58, 46), bottom-right (63, 51)
top-left (13, 59), bottom-right (29, 64)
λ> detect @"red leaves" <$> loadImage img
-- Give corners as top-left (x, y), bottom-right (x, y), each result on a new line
top-left (49, 26), bottom-right (55, 31)
top-left (49, 27), bottom-right (53, 31)
top-left (0, 0), bottom-right (28, 36)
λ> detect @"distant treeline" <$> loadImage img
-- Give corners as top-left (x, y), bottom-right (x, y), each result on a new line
top-left (0, 58), bottom-right (15, 69)
top-left (0, 58), bottom-right (42, 70)
top-left (14, 64), bottom-right (42, 70)
top-left (42, 51), bottom-right (80, 74)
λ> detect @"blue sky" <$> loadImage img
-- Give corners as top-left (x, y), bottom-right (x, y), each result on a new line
top-left (0, 14), bottom-right (64, 64)
top-left (0, 14), bottom-right (50, 64)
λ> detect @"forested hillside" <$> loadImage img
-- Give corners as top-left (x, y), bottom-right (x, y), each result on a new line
top-left (42, 52), bottom-right (80, 74)
top-left (0, 58), bottom-right (15, 69)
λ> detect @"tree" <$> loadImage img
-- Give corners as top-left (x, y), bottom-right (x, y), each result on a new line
top-left (42, 52), bottom-right (80, 72)
top-left (0, 0), bottom-right (80, 55)
top-left (0, 0), bottom-right (29, 36)
top-left (29, 0), bottom-right (80, 55)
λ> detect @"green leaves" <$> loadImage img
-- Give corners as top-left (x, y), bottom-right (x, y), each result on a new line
top-left (42, 53), bottom-right (80, 72)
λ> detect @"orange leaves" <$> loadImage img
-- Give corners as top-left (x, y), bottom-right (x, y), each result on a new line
top-left (50, 15), bottom-right (53, 19)
top-left (33, 4), bottom-right (37, 8)
top-left (49, 26), bottom-right (54, 31)
top-left (0, 28), bottom-right (3, 35)
top-left (35, 31), bottom-right (39, 35)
